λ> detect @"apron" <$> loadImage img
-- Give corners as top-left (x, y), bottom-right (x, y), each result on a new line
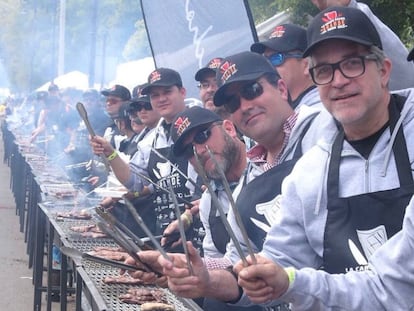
top-left (323, 95), bottom-right (414, 273)
top-left (237, 121), bottom-right (312, 250)
top-left (147, 134), bottom-right (204, 252)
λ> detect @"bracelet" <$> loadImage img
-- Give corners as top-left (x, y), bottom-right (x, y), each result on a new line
top-left (181, 213), bottom-right (192, 226)
top-left (284, 267), bottom-right (296, 287)
top-left (107, 150), bottom-right (118, 161)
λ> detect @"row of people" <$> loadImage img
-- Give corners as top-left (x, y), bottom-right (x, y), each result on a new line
top-left (103, 5), bottom-right (414, 311)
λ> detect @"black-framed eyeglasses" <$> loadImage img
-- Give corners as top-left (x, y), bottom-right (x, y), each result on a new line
top-left (223, 81), bottom-right (264, 113)
top-left (267, 52), bottom-right (303, 67)
top-left (309, 54), bottom-right (378, 85)
top-left (182, 123), bottom-right (218, 159)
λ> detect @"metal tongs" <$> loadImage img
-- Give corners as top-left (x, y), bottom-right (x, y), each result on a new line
top-left (193, 147), bottom-right (255, 266)
top-left (94, 208), bottom-right (159, 275)
top-left (60, 246), bottom-right (139, 271)
top-left (76, 102), bottom-right (111, 172)
top-left (206, 146), bottom-right (257, 264)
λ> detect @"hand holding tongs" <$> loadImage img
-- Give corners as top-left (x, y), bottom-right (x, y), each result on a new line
top-left (76, 102), bottom-right (111, 172)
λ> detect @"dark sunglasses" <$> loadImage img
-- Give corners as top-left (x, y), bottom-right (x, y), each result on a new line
top-left (223, 81), bottom-right (264, 113)
top-left (182, 123), bottom-right (217, 159)
top-left (267, 52), bottom-right (303, 67)
top-left (134, 102), bottom-right (152, 111)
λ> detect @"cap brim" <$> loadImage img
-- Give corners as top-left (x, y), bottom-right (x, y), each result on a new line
top-left (195, 68), bottom-right (216, 81)
top-left (173, 123), bottom-right (211, 156)
top-left (303, 36), bottom-right (374, 57)
top-left (141, 83), bottom-right (176, 95)
top-left (100, 90), bottom-right (111, 96)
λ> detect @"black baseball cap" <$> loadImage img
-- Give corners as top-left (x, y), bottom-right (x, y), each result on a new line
top-left (251, 24), bottom-right (307, 54)
top-left (214, 51), bottom-right (279, 107)
top-left (195, 57), bottom-right (223, 81)
top-left (101, 84), bottom-right (131, 101)
top-left (171, 106), bottom-right (222, 156)
top-left (303, 6), bottom-right (382, 57)
top-left (141, 68), bottom-right (183, 95)
top-left (408, 47), bottom-right (414, 61)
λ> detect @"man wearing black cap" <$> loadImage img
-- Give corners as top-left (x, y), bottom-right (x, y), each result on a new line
top-left (169, 106), bottom-right (262, 311)
top-left (194, 57), bottom-right (223, 111)
top-left (100, 84), bottom-right (131, 150)
top-left (91, 68), bottom-right (204, 249)
top-left (311, 0), bottom-right (414, 91)
top-left (251, 23), bottom-right (321, 110)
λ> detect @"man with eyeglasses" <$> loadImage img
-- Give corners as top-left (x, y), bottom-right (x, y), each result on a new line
top-left (251, 23), bottom-right (322, 110)
top-left (310, 0), bottom-right (414, 91)
top-left (194, 57), bottom-right (223, 111)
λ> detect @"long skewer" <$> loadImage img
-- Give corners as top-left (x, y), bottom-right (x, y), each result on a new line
top-left (206, 146), bottom-right (257, 264)
top-left (167, 182), bottom-right (194, 275)
top-left (76, 102), bottom-right (111, 172)
top-left (193, 149), bottom-right (248, 266)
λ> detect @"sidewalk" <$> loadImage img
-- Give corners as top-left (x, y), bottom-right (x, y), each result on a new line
top-left (0, 126), bottom-right (36, 310)
top-left (0, 126), bottom-right (76, 311)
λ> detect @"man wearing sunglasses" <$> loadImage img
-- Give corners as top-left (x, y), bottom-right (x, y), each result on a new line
top-left (251, 23), bottom-right (321, 110)
top-left (127, 92), bottom-right (160, 141)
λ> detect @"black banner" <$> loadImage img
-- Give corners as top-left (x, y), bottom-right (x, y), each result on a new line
top-left (140, 0), bottom-right (257, 100)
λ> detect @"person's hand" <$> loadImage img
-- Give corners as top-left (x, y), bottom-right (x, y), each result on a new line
top-left (161, 219), bottom-right (182, 249)
top-left (234, 254), bottom-right (289, 304)
top-left (123, 251), bottom-right (166, 286)
top-left (90, 135), bottom-right (113, 156)
top-left (158, 242), bottom-right (210, 298)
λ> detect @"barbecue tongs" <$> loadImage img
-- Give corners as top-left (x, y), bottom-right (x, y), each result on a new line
top-left (94, 208), bottom-right (160, 275)
top-left (60, 246), bottom-right (139, 271)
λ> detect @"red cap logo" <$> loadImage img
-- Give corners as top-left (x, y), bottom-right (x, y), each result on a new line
top-left (174, 116), bottom-right (191, 137)
top-left (219, 61), bottom-right (238, 83)
top-left (208, 58), bottom-right (222, 69)
top-left (149, 70), bottom-right (161, 84)
top-left (269, 25), bottom-right (286, 39)
top-left (320, 11), bottom-right (347, 34)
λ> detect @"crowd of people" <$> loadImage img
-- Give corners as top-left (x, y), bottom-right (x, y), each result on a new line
top-left (3, 1), bottom-right (414, 310)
